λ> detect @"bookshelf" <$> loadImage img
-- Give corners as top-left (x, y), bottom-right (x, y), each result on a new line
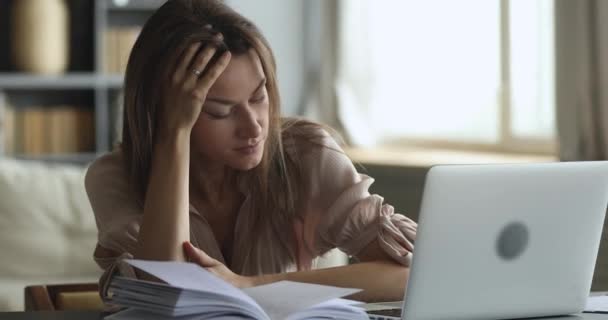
top-left (0, 0), bottom-right (165, 164)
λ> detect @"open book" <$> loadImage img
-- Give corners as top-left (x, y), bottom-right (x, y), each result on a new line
top-left (105, 259), bottom-right (368, 320)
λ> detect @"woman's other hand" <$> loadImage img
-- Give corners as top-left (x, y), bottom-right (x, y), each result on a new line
top-left (161, 38), bottom-right (231, 135)
top-left (183, 241), bottom-right (253, 288)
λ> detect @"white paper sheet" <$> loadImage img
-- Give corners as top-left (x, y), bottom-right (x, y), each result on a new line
top-left (121, 259), bottom-right (363, 319)
top-left (125, 260), bottom-right (239, 294)
top-left (585, 295), bottom-right (608, 312)
top-left (123, 259), bottom-right (262, 314)
top-left (243, 281), bottom-right (360, 320)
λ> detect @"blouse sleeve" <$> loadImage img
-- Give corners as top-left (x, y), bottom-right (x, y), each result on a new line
top-left (84, 151), bottom-right (141, 302)
top-left (300, 130), bottom-right (417, 266)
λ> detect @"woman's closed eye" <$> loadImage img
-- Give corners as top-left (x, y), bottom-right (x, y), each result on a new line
top-left (203, 93), bottom-right (266, 119)
top-left (206, 112), bottom-right (230, 119)
top-left (204, 105), bottom-right (232, 119)
top-left (250, 94), bottom-right (266, 104)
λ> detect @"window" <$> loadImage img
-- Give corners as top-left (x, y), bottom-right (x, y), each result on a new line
top-left (350, 0), bottom-right (555, 153)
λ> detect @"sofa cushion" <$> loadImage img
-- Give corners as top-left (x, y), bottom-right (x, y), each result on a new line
top-left (0, 158), bottom-right (100, 287)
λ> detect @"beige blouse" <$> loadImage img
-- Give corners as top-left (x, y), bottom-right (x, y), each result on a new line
top-left (85, 127), bottom-right (417, 300)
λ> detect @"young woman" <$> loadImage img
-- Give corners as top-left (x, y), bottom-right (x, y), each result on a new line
top-left (85, 0), bottom-right (417, 303)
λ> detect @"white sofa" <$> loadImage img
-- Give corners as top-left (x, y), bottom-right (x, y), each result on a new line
top-left (0, 157), bottom-right (348, 311)
top-left (0, 158), bottom-right (101, 311)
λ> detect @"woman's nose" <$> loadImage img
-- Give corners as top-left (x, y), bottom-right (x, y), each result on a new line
top-left (237, 106), bottom-right (262, 138)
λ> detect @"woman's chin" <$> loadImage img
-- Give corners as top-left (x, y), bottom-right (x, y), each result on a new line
top-left (238, 164), bottom-right (261, 171)
top-left (231, 157), bottom-right (263, 171)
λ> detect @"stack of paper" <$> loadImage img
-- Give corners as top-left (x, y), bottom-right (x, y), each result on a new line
top-left (105, 259), bottom-right (368, 320)
top-left (585, 295), bottom-right (608, 313)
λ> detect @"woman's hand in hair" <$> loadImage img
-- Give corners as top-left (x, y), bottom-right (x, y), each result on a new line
top-left (183, 241), bottom-right (253, 288)
top-left (162, 40), bottom-right (231, 135)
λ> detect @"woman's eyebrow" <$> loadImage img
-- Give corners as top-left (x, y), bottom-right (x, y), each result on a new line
top-left (205, 78), bottom-right (266, 105)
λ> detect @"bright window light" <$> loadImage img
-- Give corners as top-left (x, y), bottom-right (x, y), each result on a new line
top-left (361, 0), bottom-right (555, 149)
top-left (509, 0), bottom-right (555, 140)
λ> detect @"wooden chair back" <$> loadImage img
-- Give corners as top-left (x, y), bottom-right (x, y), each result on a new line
top-left (24, 283), bottom-right (102, 311)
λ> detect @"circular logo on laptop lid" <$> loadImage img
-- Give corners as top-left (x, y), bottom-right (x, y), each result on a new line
top-left (496, 222), bottom-right (529, 260)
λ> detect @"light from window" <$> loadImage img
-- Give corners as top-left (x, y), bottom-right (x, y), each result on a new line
top-left (509, 0), bottom-right (555, 140)
top-left (363, 0), bottom-right (555, 149)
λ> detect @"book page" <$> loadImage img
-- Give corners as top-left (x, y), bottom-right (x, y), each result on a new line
top-left (243, 281), bottom-right (361, 320)
top-left (123, 260), bottom-right (361, 319)
top-left (106, 308), bottom-right (255, 320)
top-left (124, 259), bottom-right (261, 311)
top-left (586, 295), bottom-right (608, 312)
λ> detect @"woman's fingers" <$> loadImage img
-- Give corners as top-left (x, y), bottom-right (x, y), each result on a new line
top-left (161, 33), bottom-right (230, 131)
top-left (183, 241), bottom-right (217, 267)
top-left (197, 50), bottom-right (231, 93)
top-left (173, 42), bottom-right (202, 82)
top-left (184, 45), bottom-right (218, 88)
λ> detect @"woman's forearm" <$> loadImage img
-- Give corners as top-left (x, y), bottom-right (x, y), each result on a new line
top-left (134, 129), bottom-right (191, 262)
top-left (251, 261), bottom-right (409, 303)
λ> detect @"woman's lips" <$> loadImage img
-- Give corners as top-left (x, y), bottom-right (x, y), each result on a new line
top-left (235, 140), bottom-right (261, 154)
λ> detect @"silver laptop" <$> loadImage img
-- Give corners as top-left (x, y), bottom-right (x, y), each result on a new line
top-left (368, 161), bottom-right (608, 320)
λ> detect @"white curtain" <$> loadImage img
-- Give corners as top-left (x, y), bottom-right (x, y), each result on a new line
top-left (301, 0), bottom-right (378, 147)
top-left (315, 1), bottom-right (504, 147)
top-left (332, 0), bottom-right (378, 147)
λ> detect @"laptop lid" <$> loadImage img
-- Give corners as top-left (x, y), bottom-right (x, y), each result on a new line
top-left (402, 161), bottom-right (608, 320)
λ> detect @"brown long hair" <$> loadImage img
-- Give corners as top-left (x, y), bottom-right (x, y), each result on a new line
top-left (120, 0), bottom-right (330, 273)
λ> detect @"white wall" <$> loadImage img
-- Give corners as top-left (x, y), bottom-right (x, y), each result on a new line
top-left (226, 0), bottom-right (306, 116)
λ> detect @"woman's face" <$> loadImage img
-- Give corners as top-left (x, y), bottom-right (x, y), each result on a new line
top-left (190, 49), bottom-right (270, 171)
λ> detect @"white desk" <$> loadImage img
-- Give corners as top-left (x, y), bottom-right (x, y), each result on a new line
top-left (364, 302), bottom-right (608, 319)
top-left (545, 315), bottom-right (608, 319)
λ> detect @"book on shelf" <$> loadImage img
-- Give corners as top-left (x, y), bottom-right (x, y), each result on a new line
top-left (104, 27), bottom-right (141, 74)
top-left (2, 105), bottom-right (94, 156)
top-left (105, 259), bottom-right (368, 320)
